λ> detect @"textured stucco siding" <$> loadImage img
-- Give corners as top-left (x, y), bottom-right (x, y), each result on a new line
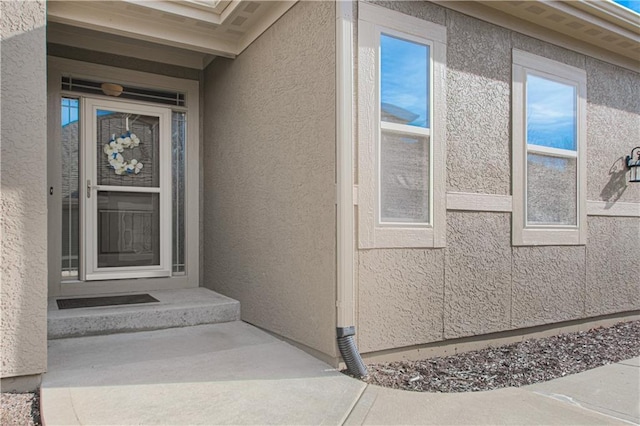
top-left (358, 249), bottom-right (444, 352)
top-left (586, 58), bottom-right (640, 205)
top-left (511, 246), bottom-right (586, 328)
top-left (357, 2), bottom-right (640, 353)
top-left (1, 1), bottom-right (48, 378)
top-left (446, 12), bottom-right (511, 196)
top-left (444, 213), bottom-right (512, 340)
top-left (202, 1), bottom-right (337, 358)
top-left (586, 217), bottom-right (640, 316)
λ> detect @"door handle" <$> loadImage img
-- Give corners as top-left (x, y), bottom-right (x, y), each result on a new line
top-left (87, 179), bottom-right (94, 198)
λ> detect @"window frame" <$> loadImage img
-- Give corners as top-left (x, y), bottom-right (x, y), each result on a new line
top-left (512, 49), bottom-right (587, 246)
top-left (358, 3), bottom-right (447, 249)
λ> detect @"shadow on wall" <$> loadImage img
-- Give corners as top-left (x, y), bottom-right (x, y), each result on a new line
top-left (600, 157), bottom-right (628, 208)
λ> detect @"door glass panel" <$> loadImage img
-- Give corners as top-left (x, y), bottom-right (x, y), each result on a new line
top-left (62, 97), bottom-right (80, 278)
top-left (97, 110), bottom-right (160, 187)
top-left (380, 131), bottom-right (430, 223)
top-left (97, 192), bottom-right (160, 267)
top-left (172, 111), bottom-right (186, 273)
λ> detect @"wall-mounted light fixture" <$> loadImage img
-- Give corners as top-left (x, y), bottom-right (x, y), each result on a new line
top-left (626, 147), bottom-right (640, 183)
top-left (101, 83), bottom-right (123, 97)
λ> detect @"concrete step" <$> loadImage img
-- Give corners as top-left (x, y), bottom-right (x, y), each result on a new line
top-left (48, 288), bottom-right (240, 339)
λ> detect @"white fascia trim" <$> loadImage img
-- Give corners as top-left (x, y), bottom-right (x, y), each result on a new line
top-left (122, 0), bottom-right (225, 24)
top-left (336, 0), bottom-right (355, 328)
top-left (574, 0), bottom-right (640, 32)
top-left (184, 0), bottom-right (236, 15)
top-left (546, 1), bottom-right (640, 40)
top-left (47, 2), bottom-right (238, 58)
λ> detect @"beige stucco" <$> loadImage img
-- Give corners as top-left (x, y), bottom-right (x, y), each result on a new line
top-left (1, 1), bottom-right (48, 380)
top-left (202, 1), bottom-right (338, 359)
top-left (356, 1), bottom-right (640, 354)
top-left (358, 249), bottom-right (444, 353)
top-left (586, 57), bottom-right (640, 205)
top-left (586, 216), bottom-right (640, 316)
top-left (512, 246), bottom-right (586, 328)
top-left (446, 10), bottom-right (511, 196)
top-left (443, 212), bottom-right (512, 339)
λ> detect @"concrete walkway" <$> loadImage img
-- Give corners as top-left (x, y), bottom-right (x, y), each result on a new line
top-left (42, 321), bottom-right (639, 425)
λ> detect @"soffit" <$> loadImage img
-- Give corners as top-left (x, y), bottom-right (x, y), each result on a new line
top-left (47, 0), bottom-right (297, 67)
top-left (478, 1), bottom-right (640, 61)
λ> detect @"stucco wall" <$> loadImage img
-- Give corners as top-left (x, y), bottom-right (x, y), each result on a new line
top-left (202, 1), bottom-right (337, 358)
top-left (1, 1), bottom-right (48, 380)
top-left (357, 2), bottom-right (640, 354)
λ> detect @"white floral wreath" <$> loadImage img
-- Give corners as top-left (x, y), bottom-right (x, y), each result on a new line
top-left (103, 131), bottom-right (144, 175)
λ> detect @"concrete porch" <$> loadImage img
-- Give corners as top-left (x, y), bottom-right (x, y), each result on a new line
top-left (48, 288), bottom-right (240, 339)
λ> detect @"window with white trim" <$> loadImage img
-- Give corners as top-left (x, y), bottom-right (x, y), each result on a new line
top-left (512, 50), bottom-right (587, 246)
top-left (358, 3), bottom-right (446, 249)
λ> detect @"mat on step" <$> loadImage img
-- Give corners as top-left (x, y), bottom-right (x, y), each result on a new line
top-left (56, 294), bottom-right (159, 309)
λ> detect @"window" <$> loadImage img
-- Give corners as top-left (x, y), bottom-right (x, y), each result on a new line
top-left (512, 50), bottom-right (587, 246)
top-left (358, 3), bottom-right (447, 248)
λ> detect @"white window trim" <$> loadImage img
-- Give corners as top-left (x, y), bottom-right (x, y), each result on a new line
top-left (358, 2), bottom-right (447, 249)
top-left (512, 49), bottom-right (587, 246)
top-left (47, 56), bottom-right (200, 296)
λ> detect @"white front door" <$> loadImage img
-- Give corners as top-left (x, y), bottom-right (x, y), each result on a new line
top-left (82, 98), bottom-right (172, 280)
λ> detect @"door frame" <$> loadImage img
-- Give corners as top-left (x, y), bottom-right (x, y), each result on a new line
top-left (82, 98), bottom-right (173, 281)
top-left (47, 57), bottom-right (201, 297)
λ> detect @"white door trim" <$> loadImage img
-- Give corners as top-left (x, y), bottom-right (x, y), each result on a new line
top-left (82, 98), bottom-right (172, 281)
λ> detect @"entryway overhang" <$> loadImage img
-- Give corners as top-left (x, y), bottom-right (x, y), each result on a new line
top-left (47, 0), bottom-right (297, 69)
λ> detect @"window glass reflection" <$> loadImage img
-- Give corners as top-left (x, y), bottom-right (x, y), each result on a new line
top-left (61, 98), bottom-right (80, 278)
top-left (381, 34), bottom-right (429, 128)
top-left (526, 74), bottom-right (576, 151)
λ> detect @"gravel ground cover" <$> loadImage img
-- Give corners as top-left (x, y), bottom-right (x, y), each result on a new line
top-left (362, 320), bottom-right (640, 393)
top-left (1, 392), bottom-right (40, 426)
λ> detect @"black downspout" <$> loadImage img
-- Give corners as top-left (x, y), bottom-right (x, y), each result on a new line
top-left (337, 326), bottom-right (368, 378)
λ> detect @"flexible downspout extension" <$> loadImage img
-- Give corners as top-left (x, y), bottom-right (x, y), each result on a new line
top-left (337, 326), bottom-right (368, 378)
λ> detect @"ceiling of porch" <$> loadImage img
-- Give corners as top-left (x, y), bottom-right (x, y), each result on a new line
top-left (47, 0), bottom-right (297, 70)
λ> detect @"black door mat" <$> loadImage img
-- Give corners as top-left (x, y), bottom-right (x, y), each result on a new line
top-left (56, 294), bottom-right (160, 310)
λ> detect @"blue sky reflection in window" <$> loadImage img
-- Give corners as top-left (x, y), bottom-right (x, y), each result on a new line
top-left (526, 74), bottom-right (576, 151)
top-left (380, 34), bottom-right (429, 128)
top-left (61, 98), bottom-right (79, 126)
